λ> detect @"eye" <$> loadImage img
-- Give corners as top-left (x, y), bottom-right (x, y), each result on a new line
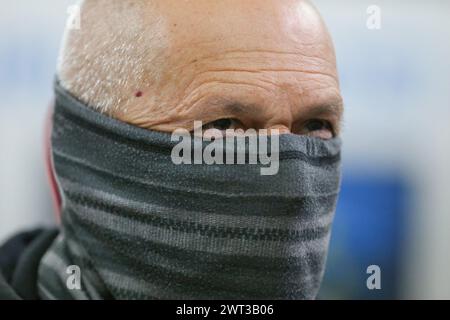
top-left (302, 119), bottom-right (334, 139)
top-left (202, 118), bottom-right (243, 131)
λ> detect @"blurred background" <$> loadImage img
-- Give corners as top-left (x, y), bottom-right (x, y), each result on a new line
top-left (0, 0), bottom-right (449, 299)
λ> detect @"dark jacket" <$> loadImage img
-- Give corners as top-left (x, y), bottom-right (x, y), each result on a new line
top-left (0, 229), bottom-right (58, 300)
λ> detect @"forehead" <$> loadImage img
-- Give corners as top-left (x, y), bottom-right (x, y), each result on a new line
top-left (149, 0), bottom-right (338, 85)
top-left (147, 0), bottom-right (336, 63)
top-left (161, 54), bottom-right (342, 130)
top-left (163, 46), bottom-right (340, 113)
top-left (129, 0), bottom-right (338, 91)
top-left (137, 0), bottom-right (341, 121)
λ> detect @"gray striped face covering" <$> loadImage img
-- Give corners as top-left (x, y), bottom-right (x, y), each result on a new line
top-left (38, 82), bottom-right (342, 300)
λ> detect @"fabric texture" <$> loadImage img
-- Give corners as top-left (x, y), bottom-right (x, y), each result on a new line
top-left (38, 81), bottom-right (342, 300)
top-left (0, 229), bottom-right (58, 300)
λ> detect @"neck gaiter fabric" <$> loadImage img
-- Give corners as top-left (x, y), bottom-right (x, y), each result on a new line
top-left (37, 81), bottom-right (342, 300)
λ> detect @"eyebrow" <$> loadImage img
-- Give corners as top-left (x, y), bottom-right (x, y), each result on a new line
top-left (222, 102), bottom-right (261, 116)
top-left (195, 96), bottom-right (343, 124)
top-left (215, 98), bottom-right (343, 119)
top-left (195, 96), bottom-right (261, 117)
top-left (302, 101), bottom-right (344, 119)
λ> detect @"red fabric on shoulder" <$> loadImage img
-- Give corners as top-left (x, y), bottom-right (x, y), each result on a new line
top-left (44, 102), bottom-right (62, 223)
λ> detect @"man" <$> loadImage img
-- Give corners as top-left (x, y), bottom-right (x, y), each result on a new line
top-left (0, 0), bottom-right (343, 300)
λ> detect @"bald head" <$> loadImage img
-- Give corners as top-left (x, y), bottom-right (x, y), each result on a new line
top-left (59, 0), bottom-right (342, 138)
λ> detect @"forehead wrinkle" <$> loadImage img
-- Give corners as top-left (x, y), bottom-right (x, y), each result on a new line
top-left (170, 48), bottom-right (336, 76)
top-left (168, 51), bottom-right (338, 102)
top-left (179, 79), bottom-right (273, 112)
top-left (174, 94), bottom-right (263, 121)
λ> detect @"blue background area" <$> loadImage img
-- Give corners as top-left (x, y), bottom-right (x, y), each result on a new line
top-left (320, 170), bottom-right (408, 299)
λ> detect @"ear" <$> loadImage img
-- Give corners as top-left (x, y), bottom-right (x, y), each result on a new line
top-left (44, 100), bottom-right (62, 223)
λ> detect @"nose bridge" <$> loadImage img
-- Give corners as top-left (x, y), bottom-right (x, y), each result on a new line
top-left (267, 123), bottom-right (291, 134)
top-left (263, 87), bottom-right (294, 133)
